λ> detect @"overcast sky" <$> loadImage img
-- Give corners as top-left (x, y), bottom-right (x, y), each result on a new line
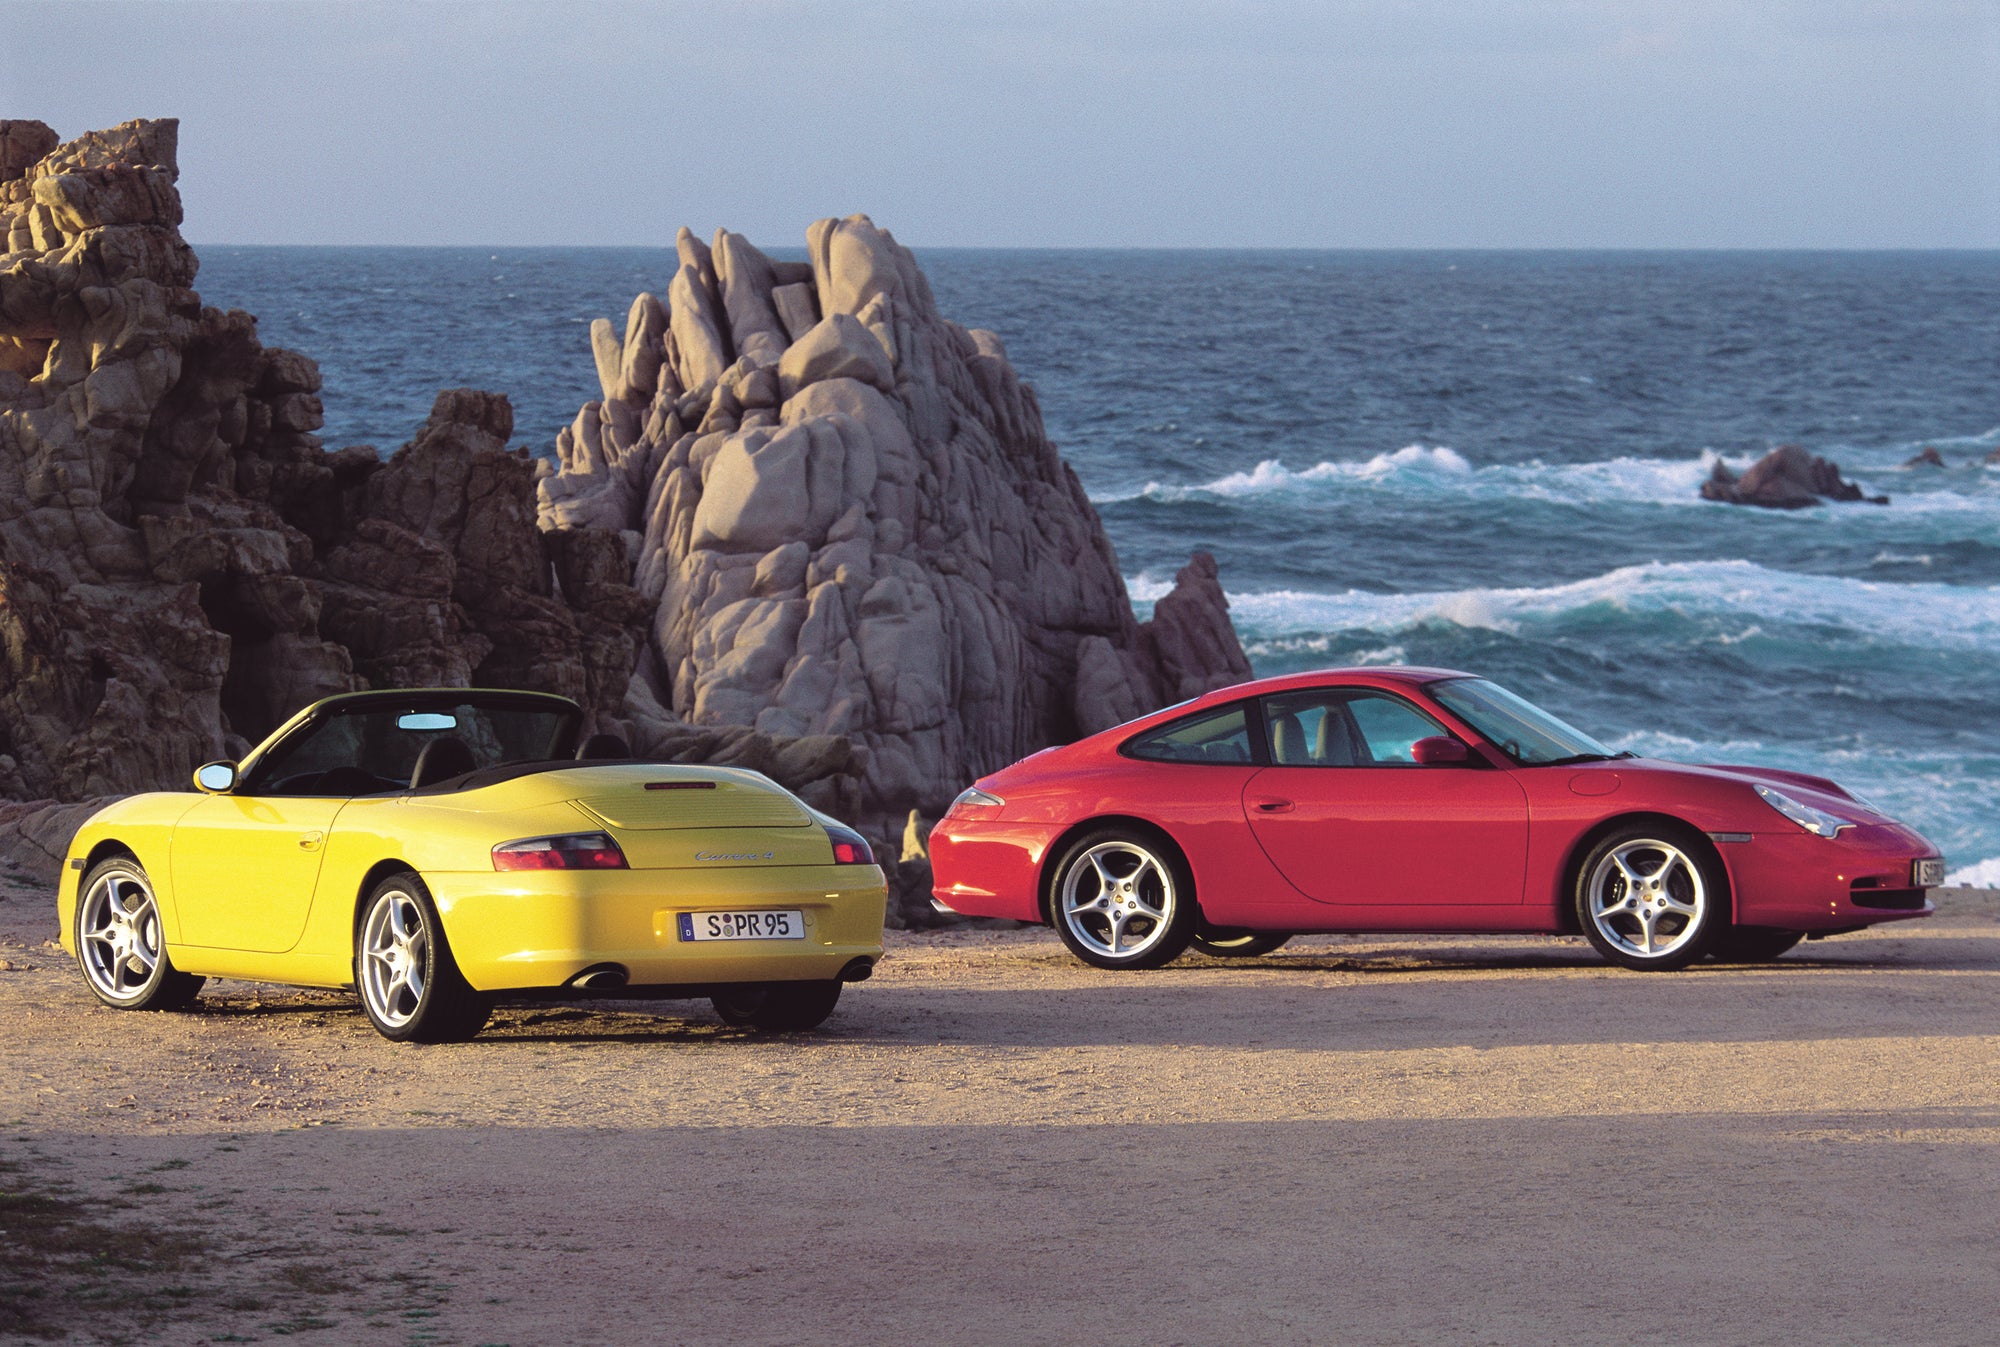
top-left (2, 0), bottom-right (1996, 248)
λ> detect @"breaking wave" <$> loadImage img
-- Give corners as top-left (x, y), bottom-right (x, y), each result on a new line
top-left (1093, 443), bottom-right (2000, 517)
top-left (1133, 560), bottom-right (2000, 652)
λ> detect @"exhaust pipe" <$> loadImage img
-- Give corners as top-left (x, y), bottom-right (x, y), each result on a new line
top-left (567, 963), bottom-right (629, 991)
top-left (837, 956), bottom-right (876, 983)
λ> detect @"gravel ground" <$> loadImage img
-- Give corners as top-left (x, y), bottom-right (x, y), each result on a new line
top-left (3, 861), bottom-right (1996, 1345)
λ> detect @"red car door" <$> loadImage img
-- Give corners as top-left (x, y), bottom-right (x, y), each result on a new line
top-left (1243, 687), bottom-right (1529, 907)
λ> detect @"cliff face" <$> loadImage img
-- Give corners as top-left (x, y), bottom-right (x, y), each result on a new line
top-left (0, 118), bottom-right (850, 812)
top-left (540, 218), bottom-right (1250, 824)
top-left (1, 118), bottom-right (1248, 877)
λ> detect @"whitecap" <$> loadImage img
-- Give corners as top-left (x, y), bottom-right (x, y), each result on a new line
top-left (1183, 560), bottom-right (2000, 652)
top-left (1090, 444), bottom-right (2000, 518)
top-left (1946, 857), bottom-right (2000, 888)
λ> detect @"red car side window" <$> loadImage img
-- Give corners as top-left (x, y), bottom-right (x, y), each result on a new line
top-left (1125, 704), bottom-right (1255, 764)
top-left (1260, 690), bottom-right (1448, 767)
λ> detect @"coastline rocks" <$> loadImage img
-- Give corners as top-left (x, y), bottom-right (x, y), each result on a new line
top-left (542, 215), bottom-right (1252, 835)
top-left (3, 120), bottom-right (1251, 883)
top-left (0, 119), bottom-right (859, 817)
top-left (1701, 445), bottom-right (1888, 509)
top-left (1904, 447), bottom-right (1946, 469)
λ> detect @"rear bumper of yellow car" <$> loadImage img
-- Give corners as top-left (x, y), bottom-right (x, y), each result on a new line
top-left (426, 864), bottom-right (888, 992)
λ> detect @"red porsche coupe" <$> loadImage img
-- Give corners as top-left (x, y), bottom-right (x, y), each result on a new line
top-left (928, 668), bottom-right (1944, 972)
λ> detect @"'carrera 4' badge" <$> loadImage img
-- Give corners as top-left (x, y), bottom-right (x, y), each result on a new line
top-left (695, 850), bottom-right (776, 862)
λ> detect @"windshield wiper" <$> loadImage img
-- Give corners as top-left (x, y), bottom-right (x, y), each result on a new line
top-left (1535, 751), bottom-right (1634, 767)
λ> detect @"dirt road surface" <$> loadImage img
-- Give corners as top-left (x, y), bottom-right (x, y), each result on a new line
top-left (3, 861), bottom-right (1996, 1345)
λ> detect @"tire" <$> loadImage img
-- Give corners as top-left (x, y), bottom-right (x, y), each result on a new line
top-left (354, 872), bottom-right (493, 1043)
top-left (1192, 927), bottom-right (1292, 959)
top-left (74, 857), bottom-right (205, 1011)
top-left (711, 980), bottom-right (843, 1032)
top-left (1574, 824), bottom-right (1726, 972)
top-left (1049, 827), bottom-right (1198, 970)
top-left (1709, 926), bottom-right (1805, 963)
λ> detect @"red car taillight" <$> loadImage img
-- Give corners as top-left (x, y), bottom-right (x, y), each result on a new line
top-left (825, 824), bottom-right (874, 865)
top-left (492, 832), bottom-right (629, 871)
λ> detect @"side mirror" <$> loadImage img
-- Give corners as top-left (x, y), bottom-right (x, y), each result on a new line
top-left (1411, 736), bottom-right (1470, 766)
top-left (193, 761), bottom-right (238, 793)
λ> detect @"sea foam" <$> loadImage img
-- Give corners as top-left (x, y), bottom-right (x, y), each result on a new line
top-left (1167, 560), bottom-right (2000, 651)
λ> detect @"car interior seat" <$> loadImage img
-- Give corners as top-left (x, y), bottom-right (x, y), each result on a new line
top-left (409, 736), bottom-right (478, 789)
top-left (1270, 711), bottom-right (1308, 765)
top-left (575, 732), bottom-right (631, 760)
top-left (1314, 707), bottom-right (1365, 766)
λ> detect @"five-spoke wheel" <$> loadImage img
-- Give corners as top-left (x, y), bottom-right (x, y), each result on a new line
top-left (74, 857), bottom-right (204, 1011)
top-left (1051, 829), bottom-right (1196, 969)
top-left (355, 873), bottom-right (492, 1042)
top-left (1575, 826), bottom-right (1722, 971)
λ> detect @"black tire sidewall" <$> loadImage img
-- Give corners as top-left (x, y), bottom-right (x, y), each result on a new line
top-left (355, 873), bottom-right (487, 1043)
top-left (1574, 824), bottom-right (1726, 972)
top-left (1192, 930), bottom-right (1292, 959)
top-left (711, 980), bottom-right (842, 1032)
top-left (1710, 926), bottom-right (1805, 963)
top-left (1049, 827), bottom-right (1198, 971)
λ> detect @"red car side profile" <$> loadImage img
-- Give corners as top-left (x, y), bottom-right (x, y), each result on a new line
top-left (929, 668), bottom-right (1944, 972)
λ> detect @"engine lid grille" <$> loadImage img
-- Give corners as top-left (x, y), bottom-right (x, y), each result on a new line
top-left (575, 782), bottom-right (811, 831)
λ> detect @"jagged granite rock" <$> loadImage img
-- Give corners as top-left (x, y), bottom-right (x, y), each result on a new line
top-left (0, 119), bottom-right (858, 815)
top-left (540, 214), bottom-right (1251, 834)
top-left (1701, 445), bottom-right (1888, 509)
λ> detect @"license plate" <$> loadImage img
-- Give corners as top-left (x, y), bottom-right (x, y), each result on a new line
top-left (677, 909), bottom-right (806, 942)
top-left (1913, 858), bottom-right (1945, 888)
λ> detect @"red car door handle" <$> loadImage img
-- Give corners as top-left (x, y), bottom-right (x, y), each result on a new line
top-left (1250, 798), bottom-right (1295, 814)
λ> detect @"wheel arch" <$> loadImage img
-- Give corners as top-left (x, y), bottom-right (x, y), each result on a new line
top-left (351, 858), bottom-right (421, 936)
top-left (1036, 814), bottom-right (1195, 927)
top-left (80, 837), bottom-right (140, 871)
top-left (1554, 811), bottom-right (1734, 934)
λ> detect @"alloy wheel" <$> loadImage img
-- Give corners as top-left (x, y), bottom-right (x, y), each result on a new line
top-left (1585, 838), bottom-right (1708, 961)
top-left (78, 865), bottom-right (162, 1003)
top-left (359, 888), bottom-right (429, 1029)
top-left (1059, 840), bottom-right (1179, 962)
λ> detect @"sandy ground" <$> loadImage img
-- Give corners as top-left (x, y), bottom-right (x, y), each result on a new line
top-left (2, 859), bottom-right (1997, 1346)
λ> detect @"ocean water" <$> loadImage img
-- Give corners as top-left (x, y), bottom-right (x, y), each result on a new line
top-left (197, 247), bottom-right (2000, 880)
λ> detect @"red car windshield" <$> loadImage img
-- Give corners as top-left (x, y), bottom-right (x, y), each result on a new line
top-left (1428, 678), bottom-right (1622, 766)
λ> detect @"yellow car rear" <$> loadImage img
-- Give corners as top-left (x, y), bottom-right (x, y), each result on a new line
top-left (57, 690), bottom-right (888, 1043)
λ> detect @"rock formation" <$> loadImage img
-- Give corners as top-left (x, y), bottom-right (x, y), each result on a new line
top-left (1, 119), bottom-right (1250, 908)
top-left (0, 118), bottom-right (856, 819)
top-left (1701, 445), bottom-right (1888, 509)
top-left (538, 217), bottom-right (1250, 832)
top-left (1903, 446), bottom-right (1946, 469)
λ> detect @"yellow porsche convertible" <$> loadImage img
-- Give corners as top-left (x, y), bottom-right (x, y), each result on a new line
top-left (57, 689), bottom-right (887, 1042)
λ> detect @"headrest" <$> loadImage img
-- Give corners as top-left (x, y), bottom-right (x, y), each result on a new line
top-left (1315, 709), bottom-right (1362, 767)
top-left (409, 736), bottom-right (478, 789)
top-left (1271, 712), bottom-right (1307, 765)
top-left (575, 732), bottom-right (631, 761)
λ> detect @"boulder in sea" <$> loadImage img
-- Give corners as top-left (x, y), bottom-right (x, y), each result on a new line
top-left (1904, 447), bottom-right (1946, 469)
top-left (539, 214), bottom-right (1252, 836)
top-left (1700, 445), bottom-right (1888, 509)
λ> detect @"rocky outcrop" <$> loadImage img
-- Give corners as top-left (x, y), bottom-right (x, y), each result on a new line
top-left (2, 119), bottom-right (1248, 886)
top-left (0, 119), bottom-right (860, 816)
top-left (1904, 447), bottom-right (1946, 469)
top-left (539, 215), bottom-right (1249, 833)
top-left (1701, 445), bottom-right (1888, 509)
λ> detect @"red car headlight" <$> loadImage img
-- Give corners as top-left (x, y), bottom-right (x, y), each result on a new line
top-left (825, 824), bottom-right (874, 865)
top-left (492, 832), bottom-right (629, 871)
